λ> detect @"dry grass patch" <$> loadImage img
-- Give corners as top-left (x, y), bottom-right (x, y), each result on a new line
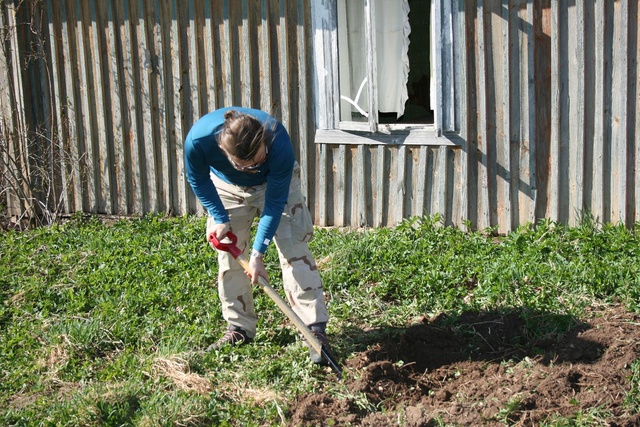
top-left (153, 356), bottom-right (212, 394)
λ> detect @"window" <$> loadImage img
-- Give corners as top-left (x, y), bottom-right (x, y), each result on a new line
top-left (312, 0), bottom-right (459, 146)
top-left (338, 0), bottom-right (431, 126)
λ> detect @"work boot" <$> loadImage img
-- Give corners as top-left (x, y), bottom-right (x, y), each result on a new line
top-left (303, 323), bottom-right (334, 365)
top-left (207, 326), bottom-right (252, 351)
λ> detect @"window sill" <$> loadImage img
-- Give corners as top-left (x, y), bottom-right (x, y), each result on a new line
top-left (314, 127), bottom-right (462, 147)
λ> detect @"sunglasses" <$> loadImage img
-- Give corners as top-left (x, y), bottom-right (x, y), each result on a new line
top-left (229, 145), bottom-right (269, 171)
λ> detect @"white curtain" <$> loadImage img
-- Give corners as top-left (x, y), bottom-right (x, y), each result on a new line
top-left (338, 0), bottom-right (411, 120)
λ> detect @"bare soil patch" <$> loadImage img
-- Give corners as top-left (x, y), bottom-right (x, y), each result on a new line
top-left (290, 304), bottom-right (640, 426)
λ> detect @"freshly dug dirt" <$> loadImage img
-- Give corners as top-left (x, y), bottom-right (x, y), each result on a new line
top-left (289, 304), bottom-right (640, 426)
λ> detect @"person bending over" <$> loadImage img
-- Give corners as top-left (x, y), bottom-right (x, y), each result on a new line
top-left (184, 107), bottom-right (331, 364)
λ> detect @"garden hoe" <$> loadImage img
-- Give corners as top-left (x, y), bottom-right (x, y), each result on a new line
top-left (208, 231), bottom-right (342, 378)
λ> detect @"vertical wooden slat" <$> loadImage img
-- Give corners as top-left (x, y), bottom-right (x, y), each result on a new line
top-left (593, 0), bottom-right (606, 222)
top-left (525, 0), bottom-right (536, 224)
top-left (69, 1), bottom-right (87, 211)
top-left (205, 0), bottom-right (223, 112)
top-left (364, 0), bottom-right (377, 133)
top-left (604, 0), bottom-right (614, 224)
top-left (278, 1), bottom-right (290, 128)
top-left (240, 0), bottom-right (252, 107)
top-left (115, 0), bottom-right (141, 213)
top-left (433, 0), bottom-right (443, 134)
top-left (285, 1), bottom-right (300, 162)
top-left (415, 146), bottom-right (429, 217)
top-left (84, 0), bottom-right (103, 212)
top-left (374, 145), bottom-right (385, 227)
top-left (437, 145), bottom-right (448, 221)
top-left (46, 0), bottom-right (69, 212)
top-left (297, 0), bottom-right (310, 201)
top-left (221, 0), bottom-right (233, 106)
top-left (167, 0), bottom-right (188, 214)
top-left (58, 1), bottom-right (78, 212)
top-left (500, 0), bottom-right (511, 233)
top-left (265, 1), bottom-right (279, 118)
top-left (259, 0), bottom-right (272, 112)
top-left (451, 0), bottom-right (465, 135)
top-left (453, 0), bottom-right (468, 225)
top-left (248, 0), bottom-right (261, 109)
top-left (203, 1), bottom-right (214, 112)
top-left (310, 0), bottom-right (339, 129)
top-left (0, 4), bottom-right (12, 128)
top-left (556, 0), bottom-right (571, 224)
top-left (225, 0), bottom-right (239, 107)
top-left (137, 0), bottom-right (158, 213)
top-left (210, 0), bottom-right (226, 110)
top-left (476, 0), bottom-right (490, 230)
top-left (583, 0), bottom-right (594, 220)
top-left (356, 144), bottom-right (367, 226)
top-left (611, 0), bottom-right (628, 225)
top-left (1, 2), bottom-right (22, 217)
top-left (129, 0), bottom-right (145, 212)
top-left (186, 0), bottom-right (200, 125)
top-left (395, 146), bottom-right (407, 223)
top-left (635, 0), bottom-right (640, 223)
top-left (442, 0), bottom-right (455, 131)
top-left (316, 143), bottom-right (328, 226)
top-left (549, 0), bottom-right (560, 222)
top-left (28, 1), bottom-right (52, 214)
top-left (33, 3), bottom-right (50, 151)
top-left (86, 1), bottom-right (112, 213)
top-left (310, 0), bottom-right (340, 221)
top-left (533, 0), bottom-right (551, 222)
top-left (104, 0), bottom-right (128, 214)
top-left (512, 0), bottom-right (524, 228)
top-left (146, 1), bottom-right (170, 212)
top-left (334, 145), bottom-right (346, 226)
top-left (61, 0), bottom-right (82, 212)
top-left (568, 0), bottom-right (585, 225)
top-left (74, 0), bottom-right (96, 212)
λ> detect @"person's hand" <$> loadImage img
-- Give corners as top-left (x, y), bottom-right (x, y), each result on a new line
top-left (208, 222), bottom-right (231, 249)
top-left (248, 254), bottom-right (269, 285)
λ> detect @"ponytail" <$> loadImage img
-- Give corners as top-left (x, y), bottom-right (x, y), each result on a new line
top-left (218, 110), bottom-right (273, 160)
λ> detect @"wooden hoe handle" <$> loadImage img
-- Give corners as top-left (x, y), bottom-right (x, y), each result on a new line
top-left (208, 231), bottom-right (342, 378)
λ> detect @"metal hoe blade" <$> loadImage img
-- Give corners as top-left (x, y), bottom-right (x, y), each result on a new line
top-left (321, 347), bottom-right (342, 378)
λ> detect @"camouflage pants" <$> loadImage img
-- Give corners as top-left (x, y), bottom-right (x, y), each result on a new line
top-left (207, 163), bottom-right (329, 338)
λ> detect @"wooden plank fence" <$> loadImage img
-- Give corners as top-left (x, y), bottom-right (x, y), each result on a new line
top-left (1, 0), bottom-right (639, 232)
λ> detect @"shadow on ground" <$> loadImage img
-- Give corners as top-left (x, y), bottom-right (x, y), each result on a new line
top-left (290, 305), bottom-right (640, 426)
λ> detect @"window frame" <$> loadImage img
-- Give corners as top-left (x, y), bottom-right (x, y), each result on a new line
top-left (311, 0), bottom-right (460, 147)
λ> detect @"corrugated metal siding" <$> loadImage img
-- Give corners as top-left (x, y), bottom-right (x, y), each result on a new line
top-left (1, 0), bottom-right (639, 232)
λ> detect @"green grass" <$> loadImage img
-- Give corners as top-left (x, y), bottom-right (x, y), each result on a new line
top-left (1, 213), bottom-right (640, 426)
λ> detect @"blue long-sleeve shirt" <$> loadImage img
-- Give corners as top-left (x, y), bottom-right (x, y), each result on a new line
top-left (184, 107), bottom-right (295, 253)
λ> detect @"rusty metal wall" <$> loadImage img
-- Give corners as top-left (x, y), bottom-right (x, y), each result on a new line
top-left (2, 0), bottom-right (639, 232)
